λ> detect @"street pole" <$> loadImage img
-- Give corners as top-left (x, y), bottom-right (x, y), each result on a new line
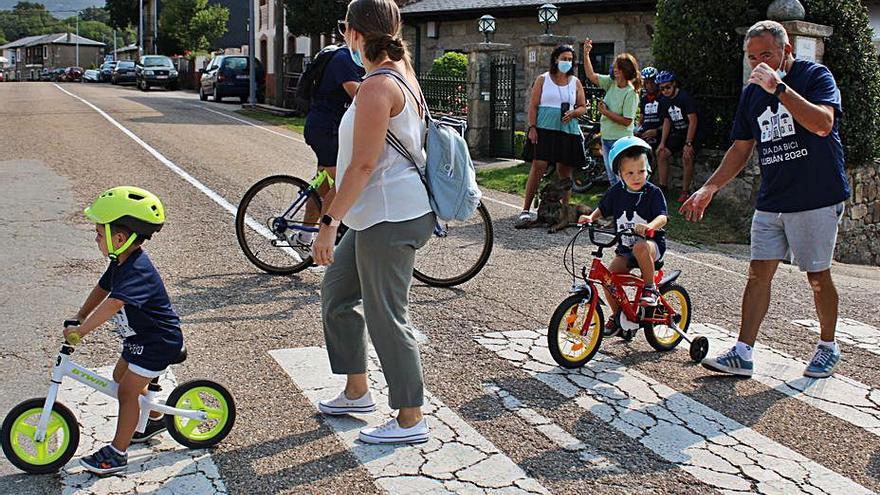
top-left (139, 0), bottom-right (144, 59)
top-left (75, 11), bottom-right (79, 68)
top-left (248, 0), bottom-right (256, 106)
top-left (152, 0), bottom-right (158, 55)
top-left (274, 0), bottom-right (284, 107)
top-left (113, 29), bottom-right (117, 61)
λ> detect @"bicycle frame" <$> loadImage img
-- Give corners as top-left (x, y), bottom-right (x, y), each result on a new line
top-left (584, 258), bottom-right (674, 327)
top-left (33, 345), bottom-right (207, 443)
top-left (277, 170), bottom-right (335, 236)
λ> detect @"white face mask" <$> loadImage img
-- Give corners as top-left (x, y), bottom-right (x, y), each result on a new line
top-left (776, 50), bottom-right (788, 79)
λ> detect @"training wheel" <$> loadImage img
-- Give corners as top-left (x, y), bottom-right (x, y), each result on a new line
top-left (689, 336), bottom-right (709, 362)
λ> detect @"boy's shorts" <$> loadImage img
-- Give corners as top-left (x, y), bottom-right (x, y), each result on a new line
top-left (619, 240), bottom-right (663, 269)
top-left (123, 339), bottom-right (182, 378)
top-left (750, 202), bottom-right (844, 272)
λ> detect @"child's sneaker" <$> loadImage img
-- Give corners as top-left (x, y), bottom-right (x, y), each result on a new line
top-left (359, 417), bottom-right (429, 445)
top-left (318, 390), bottom-right (376, 415)
top-left (639, 286), bottom-right (660, 306)
top-left (80, 445), bottom-right (127, 475)
top-left (131, 417), bottom-right (167, 443)
top-left (604, 316), bottom-right (619, 336)
top-left (701, 346), bottom-right (754, 377)
top-left (804, 344), bottom-right (841, 378)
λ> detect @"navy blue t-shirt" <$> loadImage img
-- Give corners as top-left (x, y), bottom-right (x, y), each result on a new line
top-left (660, 88), bottom-right (699, 135)
top-left (597, 181), bottom-right (668, 257)
top-left (640, 93), bottom-right (664, 131)
top-left (305, 48), bottom-right (365, 130)
top-left (731, 59), bottom-right (849, 213)
top-left (98, 249), bottom-right (182, 367)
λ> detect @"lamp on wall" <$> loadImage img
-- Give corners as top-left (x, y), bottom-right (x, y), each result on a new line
top-left (538, 3), bottom-right (558, 35)
top-left (477, 15), bottom-right (496, 43)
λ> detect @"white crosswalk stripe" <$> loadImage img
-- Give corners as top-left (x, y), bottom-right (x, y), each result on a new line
top-left (475, 329), bottom-right (875, 495)
top-left (59, 367), bottom-right (227, 495)
top-left (271, 347), bottom-right (550, 495)
top-left (792, 318), bottom-right (880, 356)
top-left (696, 323), bottom-right (880, 437)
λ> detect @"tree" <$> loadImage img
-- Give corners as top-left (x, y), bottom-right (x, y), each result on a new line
top-left (429, 52), bottom-right (467, 78)
top-left (105, 0), bottom-right (138, 31)
top-left (802, 0), bottom-right (880, 166)
top-left (158, 0), bottom-right (229, 55)
top-left (80, 7), bottom-right (111, 25)
top-left (0, 2), bottom-right (64, 41)
top-left (285, 0), bottom-right (346, 38)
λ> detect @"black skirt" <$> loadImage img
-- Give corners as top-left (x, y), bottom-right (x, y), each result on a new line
top-left (523, 128), bottom-right (586, 168)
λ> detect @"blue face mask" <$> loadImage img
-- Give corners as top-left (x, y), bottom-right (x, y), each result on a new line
top-left (349, 45), bottom-right (364, 68)
top-left (557, 60), bottom-right (572, 73)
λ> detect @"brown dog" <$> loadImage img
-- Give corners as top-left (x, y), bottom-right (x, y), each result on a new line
top-left (516, 177), bottom-right (593, 233)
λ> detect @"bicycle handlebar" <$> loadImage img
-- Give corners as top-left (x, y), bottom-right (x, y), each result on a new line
top-left (577, 221), bottom-right (660, 248)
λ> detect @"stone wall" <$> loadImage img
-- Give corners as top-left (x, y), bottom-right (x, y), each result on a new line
top-left (838, 161), bottom-right (880, 266)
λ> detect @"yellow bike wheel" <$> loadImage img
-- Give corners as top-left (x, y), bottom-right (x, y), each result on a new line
top-left (548, 293), bottom-right (605, 368)
top-left (644, 284), bottom-right (691, 352)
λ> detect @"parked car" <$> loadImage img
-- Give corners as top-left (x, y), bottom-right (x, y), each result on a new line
top-left (83, 69), bottom-right (100, 82)
top-left (65, 67), bottom-right (83, 82)
top-left (135, 55), bottom-right (179, 91)
top-left (99, 61), bottom-right (117, 82)
top-left (38, 69), bottom-right (52, 81)
top-left (0, 72), bottom-right (5, 82)
top-left (199, 55), bottom-right (265, 103)
top-left (111, 60), bottom-right (136, 85)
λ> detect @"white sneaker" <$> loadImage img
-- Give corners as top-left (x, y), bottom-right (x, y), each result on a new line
top-left (358, 417), bottom-right (429, 445)
top-left (286, 231), bottom-right (314, 260)
top-left (318, 390), bottom-right (376, 416)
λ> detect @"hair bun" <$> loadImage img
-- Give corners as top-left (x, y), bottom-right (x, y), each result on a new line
top-left (383, 36), bottom-right (405, 61)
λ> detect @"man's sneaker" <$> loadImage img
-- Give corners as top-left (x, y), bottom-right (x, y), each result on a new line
top-left (287, 231), bottom-right (314, 260)
top-left (701, 347), bottom-right (754, 377)
top-left (804, 345), bottom-right (841, 378)
top-left (80, 445), bottom-right (127, 475)
top-left (131, 417), bottom-right (166, 443)
top-left (359, 417), bottom-right (429, 445)
top-left (514, 211), bottom-right (533, 228)
top-left (318, 390), bottom-right (376, 416)
top-left (639, 286), bottom-right (660, 306)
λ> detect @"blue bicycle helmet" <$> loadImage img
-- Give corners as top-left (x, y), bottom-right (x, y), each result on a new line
top-left (608, 136), bottom-right (654, 174)
top-left (641, 66), bottom-right (658, 79)
top-left (656, 70), bottom-right (676, 84)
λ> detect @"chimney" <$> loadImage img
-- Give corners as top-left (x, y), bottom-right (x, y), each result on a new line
top-left (67, 32), bottom-right (72, 43)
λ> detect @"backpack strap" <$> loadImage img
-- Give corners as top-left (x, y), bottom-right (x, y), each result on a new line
top-left (364, 67), bottom-right (430, 120)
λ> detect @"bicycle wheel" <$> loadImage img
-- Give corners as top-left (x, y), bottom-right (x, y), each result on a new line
top-left (236, 175), bottom-right (322, 275)
top-left (165, 380), bottom-right (236, 449)
top-left (547, 293), bottom-right (604, 368)
top-left (644, 284), bottom-right (692, 352)
top-left (1, 398), bottom-right (80, 474)
top-left (413, 202), bottom-right (493, 287)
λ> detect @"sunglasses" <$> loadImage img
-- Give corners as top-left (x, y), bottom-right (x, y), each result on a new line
top-left (337, 20), bottom-right (347, 37)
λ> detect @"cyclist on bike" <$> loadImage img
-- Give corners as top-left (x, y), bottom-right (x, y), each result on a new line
top-left (635, 67), bottom-right (663, 150)
top-left (294, 41), bottom-right (365, 255)
top-left (63, 187), bottom-right (183, 474)
top-left (581, 137), bottom-right (668, 323)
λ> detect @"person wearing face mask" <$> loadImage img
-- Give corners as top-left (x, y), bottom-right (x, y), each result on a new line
top-left (517, 44), bottom-right (588, 227)
top-left (582, 41), bottom-right (642, 188)
top-left (312, 0), bottom-right (437, 445)
top-left (681, 21), bottom-right (850, 380)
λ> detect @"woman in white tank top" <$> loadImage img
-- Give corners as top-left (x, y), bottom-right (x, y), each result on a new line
top-left (311, 0), bottom-right (436, 446)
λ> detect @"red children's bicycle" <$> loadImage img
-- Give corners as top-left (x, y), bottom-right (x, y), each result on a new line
top-left (547, 221), bottom-right (709, 368)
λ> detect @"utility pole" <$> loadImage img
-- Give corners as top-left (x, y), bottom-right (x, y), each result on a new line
top-left (139, 0), bottom-right (144, 58)
top-left (113, 29), bottom-right (117, 61)
top-left (75, 11), bottom-right (79, 67)
top-left (248, 0), bottom-right (256, 106)
top-left (152, 0), bottom-right (158, 55)
top-left (274, 0), bottom-right (284, 107)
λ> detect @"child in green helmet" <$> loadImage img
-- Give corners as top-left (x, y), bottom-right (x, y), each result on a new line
top-left (62, 186), bottom-right (183, 475)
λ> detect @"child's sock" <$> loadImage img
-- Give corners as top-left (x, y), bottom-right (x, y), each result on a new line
top-left (108, 444), bottom-right (127, 457)
top-left (734, 341), bottom-right (753, 361)
top-left (149, 412), bottom-right (165, 421)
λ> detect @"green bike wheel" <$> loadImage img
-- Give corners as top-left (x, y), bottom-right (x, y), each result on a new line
top-left (1, 398), bottom-right (80, 474)
top-left (164, 380), bottom-right (236, 449)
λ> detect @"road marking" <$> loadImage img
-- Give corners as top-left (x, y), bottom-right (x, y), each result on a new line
top-left (792, 318), bottom-right (880, 356)
top-left (194, 105), bottom-right (306, 143)
top-left (695, 322), bottom-right (880, 437)
top-left (270, 347), bottom-right (550, 495)
top-left (59, 367), bottom-right (227, 494)
top-left (475, 329), bottom-right (874, 495)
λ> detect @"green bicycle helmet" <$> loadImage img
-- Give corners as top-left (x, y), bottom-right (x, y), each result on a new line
top-left (84, 186), bottom-right (165, 259)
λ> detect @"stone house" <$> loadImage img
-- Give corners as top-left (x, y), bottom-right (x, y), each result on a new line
top-left (0, 33), bottom-right (105, 81)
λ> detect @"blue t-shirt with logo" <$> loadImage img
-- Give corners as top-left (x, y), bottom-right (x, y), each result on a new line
top-left (640, 93), bottom-right (664, 131)
top-left (660, 88), bottom-right (700, 136)
top-left (305, 48), bottom-right (365, 131)
top-left (731, 59), bottom-right (850, 213)
top-left (597, 181), bottom-right (668, 258)
top-left (98, 248), bottom-right (183, 370)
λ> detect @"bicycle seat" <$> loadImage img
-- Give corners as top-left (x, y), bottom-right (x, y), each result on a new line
top-left (170, 346), bottom-right (187, 365)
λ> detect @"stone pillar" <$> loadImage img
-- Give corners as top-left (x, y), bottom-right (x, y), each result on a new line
top-left (463, 42), bottom-right (511, 158)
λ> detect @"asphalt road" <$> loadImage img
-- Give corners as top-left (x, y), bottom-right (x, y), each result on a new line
top-left (1, 81), bottom-right (879, 495)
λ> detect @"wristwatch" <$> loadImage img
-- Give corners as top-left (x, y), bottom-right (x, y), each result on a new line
top-left (321, 214), bottom-right (340, 227)
top-left (774, 82), bottom-right (787, 97)
top-left (685, 141), bottom-right (693, 147)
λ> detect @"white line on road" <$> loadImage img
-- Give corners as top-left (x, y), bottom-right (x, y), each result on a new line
top-left (792, 318), bottom-right (880, 356)
top-left (695, 322), bottom-right (880, 437)
top-left (59, 367), bottom-right (227, 494)
top-left (270, 347), bottom-right (550, 495)
top-left (475, 329), bottom-right (874, 495)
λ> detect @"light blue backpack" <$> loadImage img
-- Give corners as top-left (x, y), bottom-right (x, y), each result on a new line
top-left (368, 69), bottom-right (482, 222)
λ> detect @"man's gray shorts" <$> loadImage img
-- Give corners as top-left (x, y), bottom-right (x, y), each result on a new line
top-left (751, 202), bottom-right (845, 272)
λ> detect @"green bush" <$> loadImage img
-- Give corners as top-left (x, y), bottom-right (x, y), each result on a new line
top-left (514, 131), bottom-right (527, 159)
top-left (803, 0), bottom-right (880, 166)
top-left (429, 52), bottom-right (468, 78)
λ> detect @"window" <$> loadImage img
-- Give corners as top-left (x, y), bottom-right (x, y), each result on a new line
top-left (585, 42), bottom-right (615, 78)
top-left (43, 46), bottom-right (48, 59)
top-left (224, 57), bottom-right (248, 72)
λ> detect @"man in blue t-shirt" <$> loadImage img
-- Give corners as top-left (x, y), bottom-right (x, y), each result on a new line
top-left (680, 21), bottom-right (850, 380)
top-left (656, 71), bottom-right (701, 203)
top-left (635, 67), bottom-right (663, 150)
top-left (294, 46), bottom-right (364, 254)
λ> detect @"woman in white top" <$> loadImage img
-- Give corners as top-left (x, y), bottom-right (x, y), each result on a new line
top-left (311, 0), bottom-right (435, 445)
top-left (517, 44), bottom-right (588, 226)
